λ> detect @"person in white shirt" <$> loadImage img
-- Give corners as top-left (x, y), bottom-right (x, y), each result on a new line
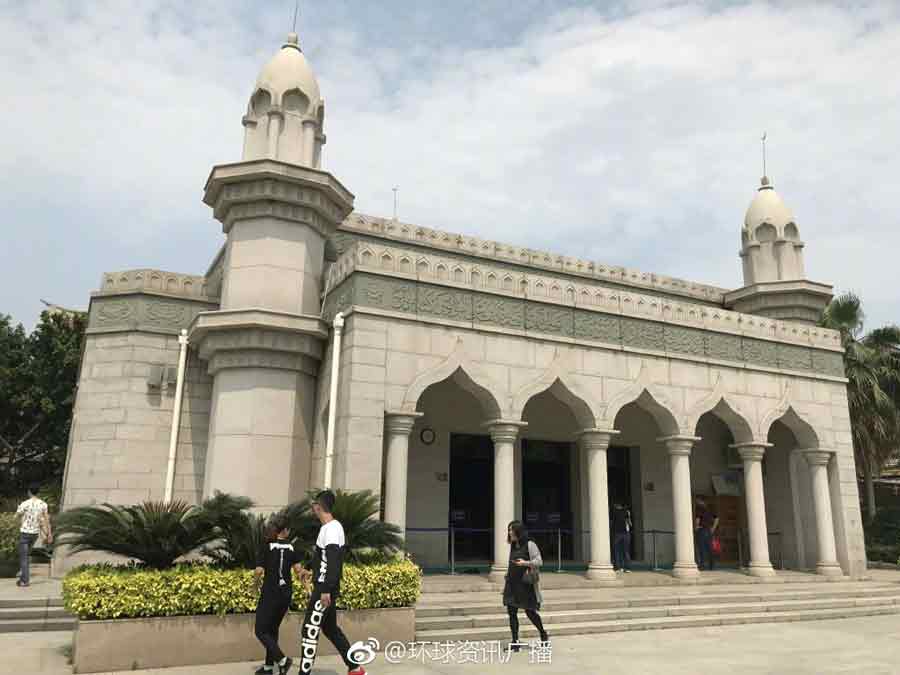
top-left (15, 485), bottom-right (52, 587)
top-left (298, 490), bottom-right (366, 675)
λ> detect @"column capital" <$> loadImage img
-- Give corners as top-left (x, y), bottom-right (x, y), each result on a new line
top-left (576, 428), bottom-right (620, 450)
top-left (731, 442), bottom-right (773, 463)
top-left (483, 420), bottom-right (527, 443)
top-left (384, 411), bottom-right (424, 436)
top-left (803, 449), bottom-right (834, 466)
top-left (658, 435), bottom-right (701, 456)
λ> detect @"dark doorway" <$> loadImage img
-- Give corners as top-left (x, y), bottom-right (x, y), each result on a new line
top-left (449, 433), bottom-right (494, 562)
top-left (608, 445), bottom-right (634, 560)
top-left (522, 439), bottom-right (573, 561)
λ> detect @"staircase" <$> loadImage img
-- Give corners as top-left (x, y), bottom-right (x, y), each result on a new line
top-left (0, 564), bottom-right (74, 633)
top-left (415, 578), bottom-right (900, 643)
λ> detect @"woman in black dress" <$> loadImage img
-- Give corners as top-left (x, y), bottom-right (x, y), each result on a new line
top-left (502, 520), bottom-right (549, 651)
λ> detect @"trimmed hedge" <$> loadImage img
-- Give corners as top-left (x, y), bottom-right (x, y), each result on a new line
top-left (0, 513), bottom-right (17, 560)
top-left (63, 559), bottom-right (421, 620)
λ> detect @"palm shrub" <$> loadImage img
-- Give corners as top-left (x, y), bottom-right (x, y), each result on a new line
top-left (820, 293), bottom-right (900, 522)
top-left (283, 489), bottom-right (403, 564)
top-left (200, 492), bottom-right (267, 569)
top-left (55, 500), bottom-right (220, 570)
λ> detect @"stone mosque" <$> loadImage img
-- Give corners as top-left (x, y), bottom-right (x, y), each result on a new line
top-left (59, 31), bottom-right (865, 580)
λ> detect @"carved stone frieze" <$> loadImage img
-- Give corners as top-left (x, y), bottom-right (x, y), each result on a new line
top-left (88, 295), bottom-right (216, 336)
top-left (573, 310), bottom-right (620, 343)
top-left (474, 295), bottom-right (525, 330)
top-left (665, 325), bottom-right (706, 357)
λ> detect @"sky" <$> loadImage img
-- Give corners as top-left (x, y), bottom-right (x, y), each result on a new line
top-left (1, 0), bottom-right (898, 331)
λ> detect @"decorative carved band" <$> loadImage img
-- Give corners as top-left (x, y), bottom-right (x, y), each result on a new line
top-left (321, 273), bottom-right (846, 379)
top-left (88, 295), bottom-right (218, 336)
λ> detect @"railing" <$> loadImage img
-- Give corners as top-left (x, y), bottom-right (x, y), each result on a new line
top-left (406, 527), bottom-right (786, 573)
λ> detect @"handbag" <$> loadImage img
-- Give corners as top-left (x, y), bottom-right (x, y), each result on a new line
top-left (711, 534), bottom-right (722, 556)
top-left (522, 566), bottom-right (537, 585)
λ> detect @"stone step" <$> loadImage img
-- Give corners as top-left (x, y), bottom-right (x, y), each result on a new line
top-left (415, 604), bottom-right (900, 642)
top-left (415, 584), bottom-right (900, 618)
top-left (0, 598), bottom-right (65, 610)
top-left (416, 595), bottom-right (900, 631)
top-left (0, 616), bottom-right (76, 634)
top-left (0, 606), bottom-right (72, 621)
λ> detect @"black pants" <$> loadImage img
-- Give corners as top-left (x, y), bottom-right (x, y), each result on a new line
top-left (507, 605), bottom-right (546, 643)
top-left (697, 528), bottom-right (715, 570)
top-left (299, 587), bottom-right (354, 674)
top-left (613, 532), bottom-right (631, 570)
top-left (255, 591), bottom-right (291, 666)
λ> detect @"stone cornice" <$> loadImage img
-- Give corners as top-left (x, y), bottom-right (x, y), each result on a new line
top-left (724, 279), bottom-right (833, 304)
top-left (338, 212), bottom-right (731, 305)
top-left (204, 161), bottom-right (354, 236)
top-left (326, 241), bottom-right (843, 353)
top-left (189, 310), bottom-right (327, 375)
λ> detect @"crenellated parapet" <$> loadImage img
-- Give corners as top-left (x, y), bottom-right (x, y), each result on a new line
top-left (337, 213), bottom-right (731, 306)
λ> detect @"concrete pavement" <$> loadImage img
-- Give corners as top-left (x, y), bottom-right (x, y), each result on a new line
top-left (5, 614), bottom-right (900, 675)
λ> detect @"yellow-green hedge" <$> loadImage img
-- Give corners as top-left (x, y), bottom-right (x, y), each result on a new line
top-left (0, 513), bottom-right (18, 560)
top-left (63, 559), bottom-right (421, 620)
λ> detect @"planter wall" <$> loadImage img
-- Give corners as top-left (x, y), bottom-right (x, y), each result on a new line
top-left (72, 607), bottom-right (415, 674)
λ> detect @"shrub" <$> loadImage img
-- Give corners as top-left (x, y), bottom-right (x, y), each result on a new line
top-left (283, 489), bottom-right (403, 564)
top-left (63, 559), bottom-right (421, 620)
top-left (198, 492), bottom-right (264, 569)
top-left (55, 501), bottom-right (219, 569)
top-left (0, 513), bottom-right (17, 557)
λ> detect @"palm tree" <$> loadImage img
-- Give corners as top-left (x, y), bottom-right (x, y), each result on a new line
top-left (820, 293), bottom-right (900, 522)
top-left (199, 492), bottom-right (266, 569)
top-left (55, 500), bottom-right (220, 569)
top-left (282, 489), bottom-right (403, 564)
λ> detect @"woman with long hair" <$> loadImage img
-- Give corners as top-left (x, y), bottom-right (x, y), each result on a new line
top-left (502, 520), bottom-right (549, 651)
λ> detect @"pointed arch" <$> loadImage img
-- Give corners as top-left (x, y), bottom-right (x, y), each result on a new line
top-left (685, 375), bottom-right (757, 444)
top-left (510, 351), bottom-right (599, 429)
top-left (400, 340), bottom-right (504, 419)
top-left (761, 403), bottom-right (820, 449)
top-left (601, 362), bottom-right (683, 435)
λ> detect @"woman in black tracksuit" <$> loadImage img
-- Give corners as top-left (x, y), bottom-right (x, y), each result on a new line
top-left (503, 520), bottom-right (549, 651)
top-left (254, 515), bottom-right (303, 675)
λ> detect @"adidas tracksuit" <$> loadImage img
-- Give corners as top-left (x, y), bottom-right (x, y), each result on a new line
top-left (255, 540), bottom-right (299, 668)
top-left (298, 519), bottom-right (355, 674)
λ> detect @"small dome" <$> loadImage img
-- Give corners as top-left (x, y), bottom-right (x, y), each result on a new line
top-left (253, 33), bottom-right (321, 109)
top-left (744, 176), bottom-right (795, 230)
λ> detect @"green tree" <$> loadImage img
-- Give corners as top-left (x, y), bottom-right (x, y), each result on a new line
top-left (820, 293), bottom-right (900, 522)
top-left (0, 310), bottom-right (86, 498)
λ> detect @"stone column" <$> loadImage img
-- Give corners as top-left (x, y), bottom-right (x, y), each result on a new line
top-left (734, 443), bottom-right (775, 577)
top-left (804, 450), bottom-right (843, 577)
top-left (659, 435), bottom-right (700, 579)
top-left (383, 412), bottom-right (423, 541)
top-left (578, 429), bottom-right (619, 581)
top-left (486, 421), bottom-right (526, 582)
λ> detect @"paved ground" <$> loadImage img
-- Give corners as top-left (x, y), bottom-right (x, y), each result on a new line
top-left (5, 614), bottom-right (900, 675)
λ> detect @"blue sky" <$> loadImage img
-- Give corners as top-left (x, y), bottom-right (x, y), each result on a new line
top-left (2, 1), bottom-right (898, 329)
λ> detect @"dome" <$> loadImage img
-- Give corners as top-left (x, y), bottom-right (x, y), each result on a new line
top-left (253, 33), bottom-right (321, 110)
top-left (744, 176), bottom-right (795, 231)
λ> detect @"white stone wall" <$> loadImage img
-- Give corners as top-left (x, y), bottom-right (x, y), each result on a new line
top-left (326, 308), bottom-right (865, 576)
top-left (63, 333), bottom-right (212, 508)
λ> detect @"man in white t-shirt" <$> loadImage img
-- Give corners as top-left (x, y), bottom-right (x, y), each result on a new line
top-left (15, 485), bottom-right (52, 587)
top-left (298, 490), bottom-right (366, 675)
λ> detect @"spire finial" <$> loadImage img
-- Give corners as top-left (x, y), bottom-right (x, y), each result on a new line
top-left (292, 0), bottom-right (300, 33)
top-left (392, 186), bottom-right (399, 221)
top-left (761, 131), bottom-right (768, 183)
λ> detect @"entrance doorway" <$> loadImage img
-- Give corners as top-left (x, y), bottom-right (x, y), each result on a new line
top-left (608, 445), bottom-right (634, 560)
top-left (449, 433), bottom-right (493, 562)
top-left (522, 439), bottom-right (573, 561)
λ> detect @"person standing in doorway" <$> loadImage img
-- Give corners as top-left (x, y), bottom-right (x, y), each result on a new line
top-left (503, 520), bottom-right (549, 652)
top-left (298, 490), bottom-right (365, 675)
top-left (254, 515), bottom-right (303, 675)
top-left (694, 498), bottom-right (719, 571)
top-left (612, 502), bottom-right (632, 573)
top-left (15, 485), bottom-right (52, 588)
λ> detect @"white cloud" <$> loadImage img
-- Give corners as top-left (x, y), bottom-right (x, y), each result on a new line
top-left (1, 1), bottom-right (898, 329)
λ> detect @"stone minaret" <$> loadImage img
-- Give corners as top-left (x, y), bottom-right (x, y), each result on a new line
top-left (192, 33), bottom-right (354, 511)
top-left (725, 176), bottom-right (831, 324)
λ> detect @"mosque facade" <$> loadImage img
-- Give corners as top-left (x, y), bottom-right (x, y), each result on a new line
top-left (59, 33), bottom-right (865, 579)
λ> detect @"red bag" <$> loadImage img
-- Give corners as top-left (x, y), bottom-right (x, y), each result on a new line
top-left (711, 535), bottom-right (722, 556)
